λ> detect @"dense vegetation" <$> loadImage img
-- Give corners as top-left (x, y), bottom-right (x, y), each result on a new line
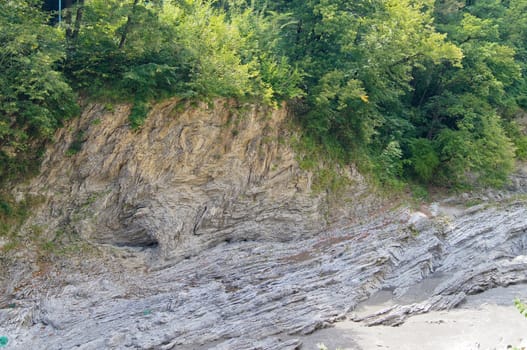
top-left (1, 0), bottom-right (526, 189)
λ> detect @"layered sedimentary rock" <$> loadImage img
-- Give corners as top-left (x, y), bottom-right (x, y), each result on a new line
top-left (16, 99), bottom-right (373, 259)
top-left (1, 100), bottom-right (526, 349)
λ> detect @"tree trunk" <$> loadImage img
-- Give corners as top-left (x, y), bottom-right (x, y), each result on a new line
top-left (119, 0), bottom-right (140, 49)
top-left (71, 0), bottom-right (85, 40)
top-left (64, 8), bottom-right (73, 38)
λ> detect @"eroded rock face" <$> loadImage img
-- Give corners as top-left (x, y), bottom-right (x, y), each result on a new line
top-left (18, 99), bottom-right (373, 259)
top-left (2, 100), bottom-right (527, 350)
top-left (2, 198), bottom-right (527, 350)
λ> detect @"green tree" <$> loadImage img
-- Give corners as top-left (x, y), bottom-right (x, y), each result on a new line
top-left (0, 0), bottom-right (78, 182)
top-left (63, 0), bottom-right (302, 105)
top-left (2, 0), bottom-right (525, 190)
top-left (407, 1), bottom-right (521, 187)
top-left (265, 0), bottom-right (462, 181)
top-left (64, 0), bottom-right (189, 100)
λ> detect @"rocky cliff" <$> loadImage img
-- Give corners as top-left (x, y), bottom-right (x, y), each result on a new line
top-left (1, 100), bottom-right (526, 350)
top-left (14, 99), bottom-right (374, 260)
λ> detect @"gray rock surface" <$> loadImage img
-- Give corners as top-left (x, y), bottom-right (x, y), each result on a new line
top-left (1, 199), bottom-right (526, 349)
top-left (1, 100), bottom-right (526, 349)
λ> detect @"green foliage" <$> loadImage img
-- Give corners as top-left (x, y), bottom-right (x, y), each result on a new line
top-left (66, 131), bottom-right (86, 156)
top-left (259, 0), bottom-right (469, 187)
top-left (129, 102), bottom-right (150, 130)
top-left (0, 193), bottom-right (39, 240)
top-left (434, 113), bottom-right (515, 187)
top-left (64, 0), bottom-right (191, 99)
top-left (409, 183), bottom-right (430, 201)
top-left (2, 0), bottom-right (527, 191)
top-left (515, 298), bottom-right (527, 319)
top-left (504, 121), bottom-right (527, 160)
top-left (403, 0), bottom-right (525, 188)
top-left (169, 2), bottom-right (251, 97)
top-left (407, 138), bottom-right (440, 182)
top-left (376, 141), bottom-right (404, 188)
top-left (0, 0), bottom-right (78, 183)
top-left (230, 7), bottom-right (304, 103)
top-left (63, 0), bottom-right (302, 104)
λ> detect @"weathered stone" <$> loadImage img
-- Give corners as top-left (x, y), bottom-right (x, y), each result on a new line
top-left (1, 198), bottom-right (525, 349)
top-left (15, 99), bottom-right (376, 259)
top-left (1, 101), bottom-right (526, 349)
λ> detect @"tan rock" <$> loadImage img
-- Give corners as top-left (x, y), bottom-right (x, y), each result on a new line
top-left (19, 99), bottom-right (376, 260)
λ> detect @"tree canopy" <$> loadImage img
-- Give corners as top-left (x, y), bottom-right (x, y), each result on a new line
top-left (0, 0), bottom-right (78, 181)
top-left (1, 0), bottom-right (526, 189)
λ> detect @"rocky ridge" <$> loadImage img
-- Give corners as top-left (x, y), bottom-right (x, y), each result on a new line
top-left (0, 100), bottom-right (526, 349)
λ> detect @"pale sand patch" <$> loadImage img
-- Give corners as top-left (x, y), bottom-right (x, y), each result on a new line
top-left (301, 306), bottom-right (527, 350)
top-left (300, 285), bottom-right (527, 350)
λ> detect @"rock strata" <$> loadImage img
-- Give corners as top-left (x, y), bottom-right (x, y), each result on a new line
top-left (1, 199), bottom-right (526, 349)
top-left (14, 99), bottom-right (374, 259)
top-left (1, 101), bottom-right (526, 349)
